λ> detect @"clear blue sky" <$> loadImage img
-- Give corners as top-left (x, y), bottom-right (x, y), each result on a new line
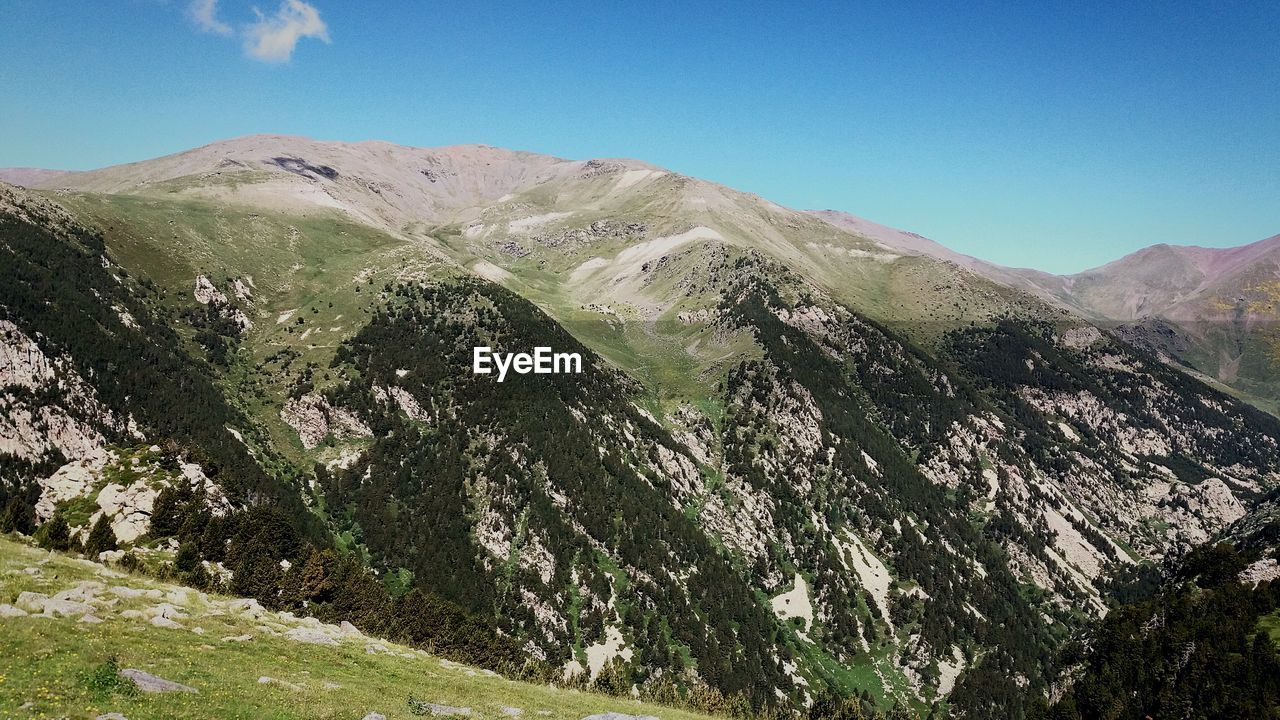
top-left (1, 1), bottom-right (1276, 273)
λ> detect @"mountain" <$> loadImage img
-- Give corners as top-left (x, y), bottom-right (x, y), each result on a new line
top-left (809, 210), bottom-right (1280, 416)
top-left (0, 167), bottom-right (70, 187)
top-left (4, 136), bottom-right (1280, 719)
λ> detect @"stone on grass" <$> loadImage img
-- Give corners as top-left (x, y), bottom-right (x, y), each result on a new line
top-left (78, 614), bottom-right (103, 624)
top-left (284, 627), bottom-right (338, 645)
top-left (108, 586), bottom-right (148, 600)
top-left (119, 668), bottom-right (198, 693)
top-left (362, 714), bottom-right (386, 720)
top-left (0, 604), bottom-right (28, 617)
top-left (581, 714), bottom-right (660, 720)
top-left (15, 592), bottom-right (49, 613)
top-left (43, 598), bottom-right (95, 617)
top-left (408, 700), bottom-right (473, 716)
top-left (150, 615), bottom-right (183, 629)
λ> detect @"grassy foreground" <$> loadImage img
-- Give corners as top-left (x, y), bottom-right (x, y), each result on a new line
top-left (0, 536), bottom-right (714, 720)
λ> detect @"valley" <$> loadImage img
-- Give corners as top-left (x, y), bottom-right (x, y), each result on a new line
top-left (2, 136), bottom-right (1279, 719)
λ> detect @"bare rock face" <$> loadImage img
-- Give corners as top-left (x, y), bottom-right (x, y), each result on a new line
top-left (1, 320), bottom-right (124, 466)
top-left (281, 393), bottom-right (371, 449)
top-left (37, 448), bottom-right (229, 544)
top-left (119, 668), bottom-right (198, 694)
top-left (193, 275), bottom-right (253, 330)
top-left (94, 480), bottom-right (159, 544)
top-left (194, 275), bottom-right (229, 306)
top-left (35, 448), bottom-right (111, 520)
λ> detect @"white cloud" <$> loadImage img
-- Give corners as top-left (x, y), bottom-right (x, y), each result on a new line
top-left (188, 0), bottom-right (232, 36)
top-left (243, 0), bottom-right (330, 63)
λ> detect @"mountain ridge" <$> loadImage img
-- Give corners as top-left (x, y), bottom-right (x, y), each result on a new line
top-left (4, 136), bottom-right (1280, 718)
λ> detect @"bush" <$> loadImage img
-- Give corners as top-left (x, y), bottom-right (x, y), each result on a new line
top-left (82, 656), bottom-right (138, 699)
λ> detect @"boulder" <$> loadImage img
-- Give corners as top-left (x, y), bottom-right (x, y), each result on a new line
top-left (78, 614), bottom-right (103, 624)
top-left (581, 714), bottom-right (660, 720)
top-left (150, 615), bottom-right (183, 629)
top-left (43, 598), bottom-right (94, 617)
top-left (284, 627), bottom-right (338, 645)
top-left (149, 603), bottom-right (187, 619)
top-left (119, 668), bottom-right (197, 693)
top-left (362, 714), bottom-right (387, 720)
top-left (0, 604), bottom-right (28, 617)
top-left (15, 591), bottom-right (49, 613)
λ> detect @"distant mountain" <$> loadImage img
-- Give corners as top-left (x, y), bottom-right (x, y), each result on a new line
top-left (3, 136), bottom-right (1280, 719)
top-left (0, 167), bottom-right (70, 187)
top-left (808, 210), bottom-right (1280, 415)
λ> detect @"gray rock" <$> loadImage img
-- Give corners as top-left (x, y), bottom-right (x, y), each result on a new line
top-left (96, 714), bottom-right (128, 720)
top-left (78, 613), bottom-right (104, 624)
top-left (285, 627), bottom-right (338, 645)
top-left (0, 603), bottom-right (28, 617)
top-left (119, 668), bottom-right (198, 693)
top-left (362, 714), bottom-right (386, 720)
top-left (408, 701), bottom-right (473, 716)
top-left (150, 615), bottom-right (183, 629)
top-left (221, 634), bottom-right (253, 642)
top-left (581, 714), bottom-right (660, 720)
top-left (501, 707), bottom-right (524, 717)
top-left (149, 602), bottom-right (187, 619)
top-left (15, 591), bottom-right (49, 613)
top-left (258, 676), bottom-right (304, 691)
top-left (43, 598), bottom-right (95, 617)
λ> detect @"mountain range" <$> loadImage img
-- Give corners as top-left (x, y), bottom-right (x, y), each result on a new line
top-left (2, 135), bottom-right (1279, 719)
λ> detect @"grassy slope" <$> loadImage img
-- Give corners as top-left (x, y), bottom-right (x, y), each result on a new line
top-left (0, 536), bottom-right (715, 720)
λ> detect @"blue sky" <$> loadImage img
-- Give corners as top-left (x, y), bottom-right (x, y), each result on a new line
top-left (1, 1), bottom-right (1276, 273)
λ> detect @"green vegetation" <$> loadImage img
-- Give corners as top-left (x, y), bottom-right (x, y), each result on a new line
top-left (0, 536), bottom-right (719, 720)
top-left (1046, 543), bottom-right (1280, 719)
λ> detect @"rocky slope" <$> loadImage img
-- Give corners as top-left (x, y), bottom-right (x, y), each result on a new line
top-left (2, 136), bottom-right (1279, 718)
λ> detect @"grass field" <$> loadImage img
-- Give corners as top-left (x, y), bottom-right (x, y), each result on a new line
top-left (0, 536), bottom-right (715, 720)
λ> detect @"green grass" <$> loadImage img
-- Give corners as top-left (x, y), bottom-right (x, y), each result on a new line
top-left (0, 536), bottom-right (717, 720)
top-left (1260, 610), bottom-right (1280, 644)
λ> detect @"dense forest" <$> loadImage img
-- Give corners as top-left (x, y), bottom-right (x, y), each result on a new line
top-left (1045, 539), bottom-right (1280, 719)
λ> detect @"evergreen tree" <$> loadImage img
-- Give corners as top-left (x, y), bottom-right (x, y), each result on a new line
top-left (83, 515), bottom-right (119, 557)
top-left (35, 512), bottom-right (73, 552)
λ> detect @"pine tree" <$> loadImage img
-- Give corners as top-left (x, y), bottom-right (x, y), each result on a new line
top-left (83, 515), bottom-right (119, 557)
top-left (0, 497), bottom-right (35, 535)
top-left (35, 512), bottom-right (73, 552)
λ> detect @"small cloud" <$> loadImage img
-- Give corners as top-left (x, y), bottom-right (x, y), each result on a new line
top-left (244, 0), bottom-right (330, 63)
top-left (188, 0), bottom-right (233, 36)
